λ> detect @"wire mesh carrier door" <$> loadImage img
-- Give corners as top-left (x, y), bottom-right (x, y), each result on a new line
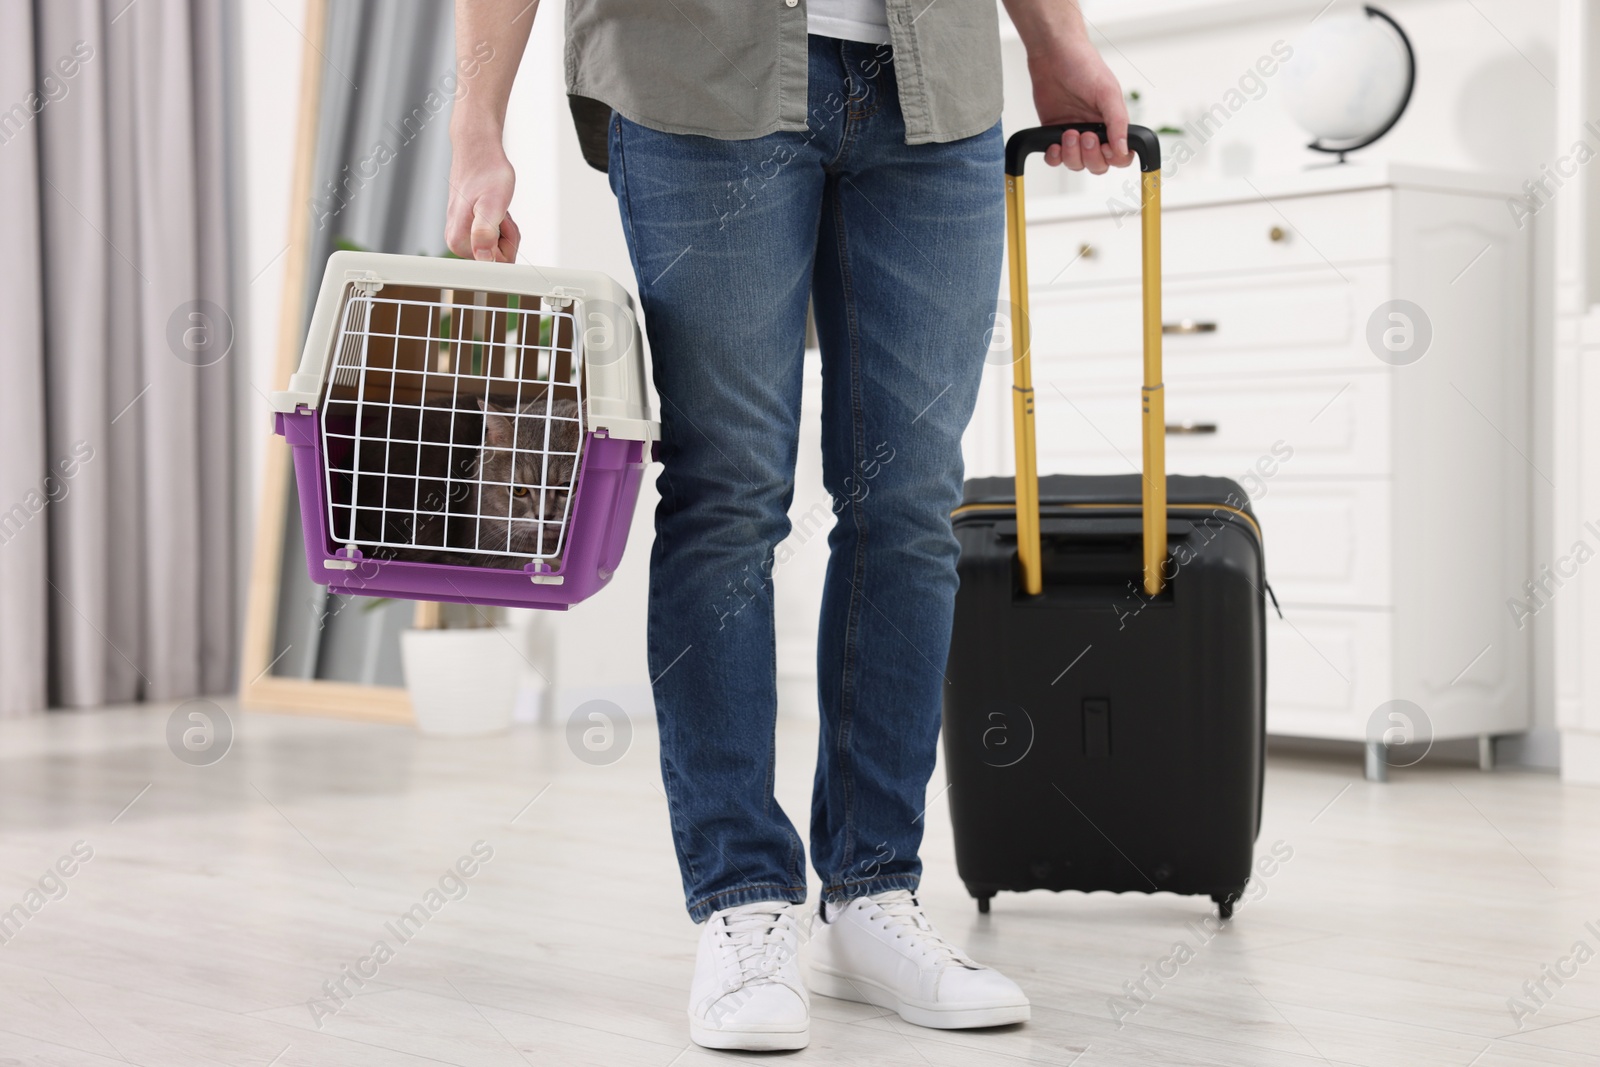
top-left (271, 251), bottom-right (658, 610)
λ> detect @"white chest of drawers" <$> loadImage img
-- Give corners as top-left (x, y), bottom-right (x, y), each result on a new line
top-left (971, 164), bottom-right (1533, 762)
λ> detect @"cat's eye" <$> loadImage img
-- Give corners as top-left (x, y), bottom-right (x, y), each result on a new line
top-left (512, 486), bottom-right (530, 498)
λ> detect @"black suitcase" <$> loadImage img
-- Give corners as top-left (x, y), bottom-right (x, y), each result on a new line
top-left (942, 125), bottom-right (1267, 920)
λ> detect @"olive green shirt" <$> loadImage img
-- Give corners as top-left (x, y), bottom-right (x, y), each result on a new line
top-left (563, 0), bottom-right (1003, 168)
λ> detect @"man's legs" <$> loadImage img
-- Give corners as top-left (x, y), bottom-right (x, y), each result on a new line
top-left (806, 39), bottom-right (1006, 902)
top-left (608, 102), bottom-right (831, 921)
top-left (800, 39), bottom-right (1028, 1030)
top-left (608, 33), bottom-right (1022, 1044)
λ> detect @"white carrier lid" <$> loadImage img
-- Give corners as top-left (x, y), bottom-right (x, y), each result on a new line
top-left (269, 250), bottom-right (657, 444)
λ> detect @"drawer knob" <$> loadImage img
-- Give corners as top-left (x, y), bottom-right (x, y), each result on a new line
top-left (1162, 319), bottom-right (1217, 335)
top-left (1269, 226), bottom-right (1289, 243)
top-left (1165, 422), bottom-right (1219, 436)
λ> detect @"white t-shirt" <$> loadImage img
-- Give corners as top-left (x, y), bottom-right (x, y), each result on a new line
top-left (808, 0), bottom-right (891, 46)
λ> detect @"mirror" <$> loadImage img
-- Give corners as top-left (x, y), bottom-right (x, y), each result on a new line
top-left (240, 0), bottom-right (461, 720)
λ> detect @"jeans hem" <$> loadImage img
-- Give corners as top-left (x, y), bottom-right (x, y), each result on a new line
top-left (687, 883), bottom-right (809, 924)
top-left (820, 872), bottom-right (920, 904)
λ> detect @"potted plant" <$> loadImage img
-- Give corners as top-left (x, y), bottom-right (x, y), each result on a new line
top-left (399, 600), bottom-right (522, 736)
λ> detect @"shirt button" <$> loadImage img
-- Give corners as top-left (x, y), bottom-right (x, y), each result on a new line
top-left (785, 0), bottom-right (797, 6)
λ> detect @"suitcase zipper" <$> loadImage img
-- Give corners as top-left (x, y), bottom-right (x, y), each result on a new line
top-left (950, 500), bottom-right (1262, 544)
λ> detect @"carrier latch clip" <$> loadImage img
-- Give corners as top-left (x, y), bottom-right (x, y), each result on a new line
top-left (542, 285), bottom-right (585, 310)
top-left (344, 270), bottom-right (385, 295)
top-left (326, 543), bottom-right (363, 571)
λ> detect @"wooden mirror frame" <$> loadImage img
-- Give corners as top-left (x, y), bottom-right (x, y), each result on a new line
top-left (237, 0), bottom-right (413, 723)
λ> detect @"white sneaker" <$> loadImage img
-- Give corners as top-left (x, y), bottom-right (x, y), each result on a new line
top-left (808, 890), bottom-right (1030, 1029)
top-left (687, 900), bottom-right (810, 1050)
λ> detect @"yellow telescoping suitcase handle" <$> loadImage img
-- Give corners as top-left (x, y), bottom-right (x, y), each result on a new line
top-left (1004, 124), bottom-right (1165, 597)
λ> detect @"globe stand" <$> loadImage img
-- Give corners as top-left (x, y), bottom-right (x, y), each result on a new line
top-left (1305, 5), bottom-right (1416, 164)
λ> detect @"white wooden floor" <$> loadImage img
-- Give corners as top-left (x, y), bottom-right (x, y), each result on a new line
top-left (1, 700), bottom-right (1599, 1066)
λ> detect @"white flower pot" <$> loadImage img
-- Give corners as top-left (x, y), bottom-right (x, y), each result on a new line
top-left (400, 628), bottom-right (520, 736)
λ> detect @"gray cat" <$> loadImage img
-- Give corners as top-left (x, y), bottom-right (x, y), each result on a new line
top-left (337, 393), bottom-right (581, 567)
top-left (476, 395), bottom-right (582, 562)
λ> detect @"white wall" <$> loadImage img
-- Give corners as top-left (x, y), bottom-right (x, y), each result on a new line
top-left (1020, 0), bottom-right (1556, 186)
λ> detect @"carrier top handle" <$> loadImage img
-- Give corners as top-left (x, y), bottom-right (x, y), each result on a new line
top-left (1003, 123), bottom-right (1166, 597)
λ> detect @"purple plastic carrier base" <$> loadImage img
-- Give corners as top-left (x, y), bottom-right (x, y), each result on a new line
top-left (275, 408), bottom-right (645, 610)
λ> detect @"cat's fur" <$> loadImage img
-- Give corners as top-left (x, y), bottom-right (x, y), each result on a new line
top-left (338, 393), bottom-right (581, 567)
top-left (476, 395), bottom-right (582, 561)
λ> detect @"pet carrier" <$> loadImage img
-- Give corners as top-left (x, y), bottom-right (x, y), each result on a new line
top-left (269, 251), bottom-right (657, 610)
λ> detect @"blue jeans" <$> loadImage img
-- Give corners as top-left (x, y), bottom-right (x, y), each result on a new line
top-left (608, 35), bottom-right (1004, 921)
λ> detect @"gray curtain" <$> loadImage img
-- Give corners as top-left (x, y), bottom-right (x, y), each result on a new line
top-left (0, 0), bottom-right (240, 716)
top-left (269, 1), bottom-right (458, 687)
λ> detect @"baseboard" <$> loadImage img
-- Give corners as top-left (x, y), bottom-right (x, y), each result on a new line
top-left (1266, 734), bottom-right (1479, 770)
top-left (548, 684), bottom-right (654, 732)
top-left (1561, 729), bottom-right (1600, 786)
top-left (1266, 731), bottom-right (1562, 773)
top-left (1496, 728), bottom-right (1562, 772)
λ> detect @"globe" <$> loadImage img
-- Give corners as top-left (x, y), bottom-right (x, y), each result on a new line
top-left (1280, 8), bottom-right (1413, 151)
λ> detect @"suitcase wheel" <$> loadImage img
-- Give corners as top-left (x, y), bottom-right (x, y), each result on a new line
top-left (976, 894), bottom-right (992, 915)
top-left (1212, 891), bottom-right (1238, 921)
